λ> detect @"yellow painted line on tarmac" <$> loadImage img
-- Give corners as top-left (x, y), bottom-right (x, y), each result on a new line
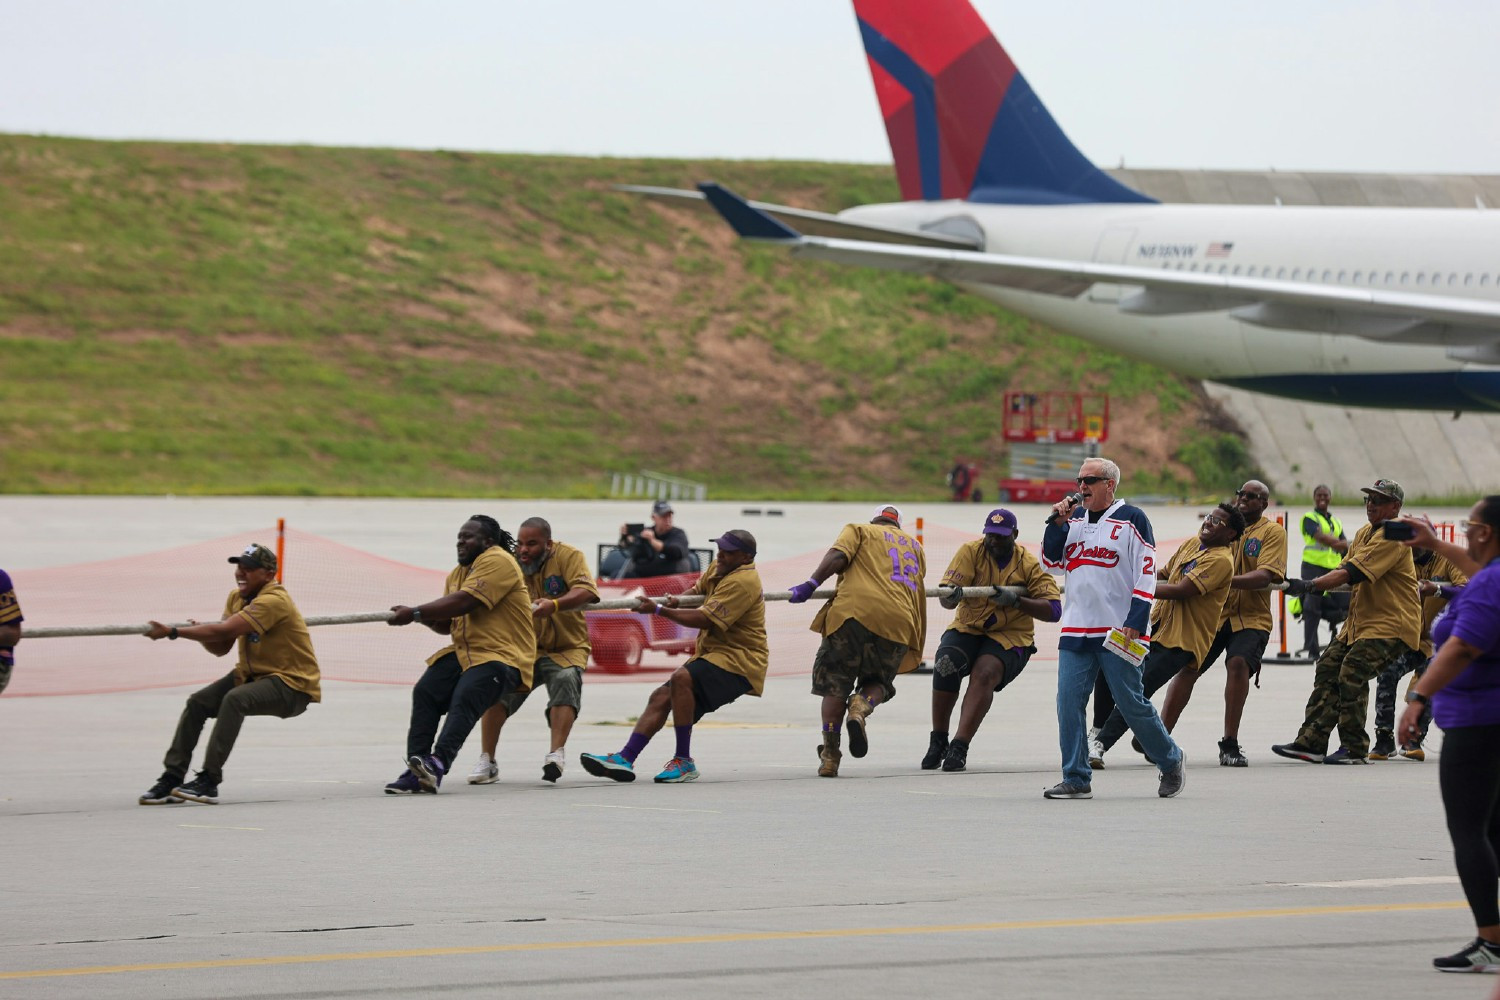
top-left (0, 900), bottom-right (1465, 981)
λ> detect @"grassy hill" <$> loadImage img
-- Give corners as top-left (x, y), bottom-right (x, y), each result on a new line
top-left (0, 135), bottom-right (1256, 498)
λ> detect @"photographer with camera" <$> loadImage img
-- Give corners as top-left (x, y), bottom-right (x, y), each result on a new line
top-left (1272, 478), bottom-right (1421, 765)
top-left (616, 500), bottom-right (691, 579)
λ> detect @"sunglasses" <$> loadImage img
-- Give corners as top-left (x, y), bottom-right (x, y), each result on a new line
top-left (1460, 520), bottom-right (1490, 535)
top-left (1202, 515), bottom-right (1226, 528)
top-left (1076, 475), bottom-right (1108, 485)
top-left (1235, 490), bottom-right (1267, 501)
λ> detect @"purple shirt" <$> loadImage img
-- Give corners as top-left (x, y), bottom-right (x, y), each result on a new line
top-left (1431, 557), bottom-right (1500, 729)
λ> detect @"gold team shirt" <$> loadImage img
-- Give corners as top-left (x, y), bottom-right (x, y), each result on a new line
top-left (1218, 516), bottom-right (1288, 633)
top-left (525, 541), bottom-right (598, 669)
top-left (1339, 522), bottom-right (1421, 649)
top-left (1148, 537), bottom-right (1234, 668)
top-left (810, 522), bottom-right (928, 673)
top-left (939, 540), bottom-right (1059, 649)
top-left (428, 546), bottom-right (537, 691)
top-left (1418, 552), bottom-right (1470, 657)
top-left (223, 581), bottom-right (321, 702)
top-left (684, 561), bottom-right (769, 695)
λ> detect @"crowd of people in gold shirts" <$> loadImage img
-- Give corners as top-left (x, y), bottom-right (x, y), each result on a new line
top-left (19, 469), bottom-right (1485, 974)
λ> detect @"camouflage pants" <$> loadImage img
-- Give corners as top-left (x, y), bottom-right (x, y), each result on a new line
top-left (810, 618), bottom-right (907, 703)
top-left (1296, 636), bottom-right (1414, 756)
top-left (1373, 648), bottom-right (1432, 741)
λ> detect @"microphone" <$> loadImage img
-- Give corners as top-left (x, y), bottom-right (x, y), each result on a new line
top-left (1044, 492), bottom-right (1084, 526)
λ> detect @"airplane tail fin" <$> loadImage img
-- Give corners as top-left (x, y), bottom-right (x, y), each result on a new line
top-left (853, 0), bottom-right (1154, 205)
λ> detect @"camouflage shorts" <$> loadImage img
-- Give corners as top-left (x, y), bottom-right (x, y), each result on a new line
top-left (810, 618), bottom-right (907, 702)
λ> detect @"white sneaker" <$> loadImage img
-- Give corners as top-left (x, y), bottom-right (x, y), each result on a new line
top-left (543, 750), bottom-right (565, 783)
top-left (1088, 728), bottom-right (1106, 769)
top-left (467, 752), bottom-right (499, 785)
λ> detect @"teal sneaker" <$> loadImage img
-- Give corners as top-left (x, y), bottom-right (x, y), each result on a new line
top-left (654, 757), bottom-right (699, 783)
top-left (580, 752), bottom-right (636, 783)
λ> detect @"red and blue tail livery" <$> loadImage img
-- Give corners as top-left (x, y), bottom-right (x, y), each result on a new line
top-left (853, 0), bottom-right (1153, 205)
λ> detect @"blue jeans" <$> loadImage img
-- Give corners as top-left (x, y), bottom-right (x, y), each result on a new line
top-left (1057, 642), bottom-right (1182, 786)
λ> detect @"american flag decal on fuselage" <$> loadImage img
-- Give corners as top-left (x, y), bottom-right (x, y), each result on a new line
top-left (1206, 241), bottom-right (1234, 258)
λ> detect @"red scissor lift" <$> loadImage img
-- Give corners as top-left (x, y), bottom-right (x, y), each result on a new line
top-left (997, 392), bottom-right (1110, 503)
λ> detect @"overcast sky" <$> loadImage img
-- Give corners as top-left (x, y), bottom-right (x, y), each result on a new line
top-left (4, 1), bottom-right (1497, 175)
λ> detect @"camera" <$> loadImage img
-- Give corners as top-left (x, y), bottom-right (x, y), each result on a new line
top-left (1380, 519), bottom-right (1415, 541)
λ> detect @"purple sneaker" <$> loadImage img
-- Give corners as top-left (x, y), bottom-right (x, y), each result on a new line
top-left (407, 754), bottom-right (446, 792)
top-left (384, 770), bottom-right (422, 794)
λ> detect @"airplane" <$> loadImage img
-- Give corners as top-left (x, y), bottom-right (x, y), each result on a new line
top-left (626, 0), bottom-right (1500, 413)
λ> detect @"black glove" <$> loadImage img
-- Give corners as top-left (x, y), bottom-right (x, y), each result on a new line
top-left (1282, 578), bottom-right (1311, 597)
top-left (990, 586), bottom-right (1021, 607)
top-left (938, 587), bottom-right (963, 610)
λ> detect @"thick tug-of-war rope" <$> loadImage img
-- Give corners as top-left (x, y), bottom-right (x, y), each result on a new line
top-left (17, 583), bottom-right (1335, 640)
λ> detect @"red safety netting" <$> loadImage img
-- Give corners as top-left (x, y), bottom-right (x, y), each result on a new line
top-left (6, 524), bottom-right (1199, 697)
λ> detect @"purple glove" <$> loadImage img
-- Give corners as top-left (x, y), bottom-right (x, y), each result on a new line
top-left (787, 578), bottom-right (819, 604)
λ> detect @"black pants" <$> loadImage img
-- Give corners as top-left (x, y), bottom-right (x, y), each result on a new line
top-left (406, 654), bottom-right (520, 768)
top-left (1300, 560), bottom-right (1348, 655)
top-left (1440, 723), bottom-right (1500, 928)
top-left (1090, 671), bottom-right (1115, 729)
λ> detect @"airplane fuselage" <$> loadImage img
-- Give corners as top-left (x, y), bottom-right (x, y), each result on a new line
top-left (842, 201), bottom-right (1500, 410)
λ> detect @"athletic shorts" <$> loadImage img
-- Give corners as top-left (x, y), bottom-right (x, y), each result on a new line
top-left (496, 655), bottom-right (583, 721)
top-left (810, 617), bottom-right (907, 703)
top-left (931, 630), bottom-right (1031, 694)
top-left (1198, 622), bottom-right (1271, 679)
top-left (675, 658), bottom-right (753, 723)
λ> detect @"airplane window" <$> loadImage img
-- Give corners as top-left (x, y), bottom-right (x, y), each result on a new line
top-left (1277, 267), bottom-right (1286, 279)
top-left (1322, 270), bottom-right (1332, 282)
top-left (1483, 274), bottom-right (1492, 286)
top-left (1416, 273), bottom-right (1425, 285)
top-left (1291, 268), bottom-right (1301, 280)
top-left (1337, 271), bottom-right (1346, 283)
top-left (1401, 272), bottom-right (1409, 284)
top-left (1248, 266), bottom-right (1259, 277)
top-left (1465, 274), bottom-right (1473, 286)
top-left (1449, 273), bottom-right (1458, 286)
top-left (1384, 272), bottom-right (1394, 284)
top-left (1231, 265), bottom-right (1241, 275)
top-left (1190, 263), bottom-right (1198, 271)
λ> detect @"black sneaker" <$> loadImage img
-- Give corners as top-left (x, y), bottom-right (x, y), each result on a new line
top-left (385, 770), bottom-right (422, 794)
top-left (172, 773), bottom-right (220, 804)
top-left (941, 738), bottom-right (969, 772)
top-left (1323, 747), bottom-right (1368, 765)
top-left (921, 731), bottom-right (949, 770)
top-left (1158, 750), bottom-right (1187, 798)
top-left (1369, 731), bottom-right (1396, 760)
top-left (139, 772), bottom-right (184, 805)
top-left (407, 754), bottom-right (445, 793)
top-left (1434, 937), bottom-right (1500, 972)
top-left (1271, 741), bottom-right (1324, 763)
top-left (1218, 738), bottom-right (1248, 767)
top-left (1043, 781), bottom-right (1092, 799)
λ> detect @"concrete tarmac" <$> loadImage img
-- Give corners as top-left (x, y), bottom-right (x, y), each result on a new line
top-left (0, 497), bottom-right (1482, 997)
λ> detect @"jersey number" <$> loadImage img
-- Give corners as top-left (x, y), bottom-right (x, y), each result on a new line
top-left (887, 548), bottom-right (921, 592)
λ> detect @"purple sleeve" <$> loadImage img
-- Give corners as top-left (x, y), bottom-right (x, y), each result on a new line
top-left (1450, 569), bottom-right (1500, 655)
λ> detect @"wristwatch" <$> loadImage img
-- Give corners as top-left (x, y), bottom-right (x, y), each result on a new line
top-left (1410, 691), bottom-right (1432, 707)
top-left (169, 627), bottom-right (179, 640)
top-left (412, 609), bottom-right (423, 623)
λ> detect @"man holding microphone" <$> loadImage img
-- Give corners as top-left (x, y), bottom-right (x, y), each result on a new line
top-left (1041, 457), bottom-right (1186, 800)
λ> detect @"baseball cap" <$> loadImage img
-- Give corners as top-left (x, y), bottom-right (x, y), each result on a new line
top-left (652, 500), bottom-right (674, 516)
top-left (715, 530), bottom-right (757, 556)
top-left (228, 543), bottom-right (278, 572)
top-left (1360, 479), bottom-right (1405, 503)
top-left (982, 508), bottom-right (1018, 536)
top-left (871, 504), bottom-right (902, 528)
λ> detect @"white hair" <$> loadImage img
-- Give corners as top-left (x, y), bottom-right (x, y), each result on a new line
top-left (1086, 456), bottom-right (1122, 489)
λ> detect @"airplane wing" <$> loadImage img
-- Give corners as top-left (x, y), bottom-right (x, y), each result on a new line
top-left (617, 185), bottom-right (981, 250)
top-left (697, 183), bottom-right (1500, 363)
